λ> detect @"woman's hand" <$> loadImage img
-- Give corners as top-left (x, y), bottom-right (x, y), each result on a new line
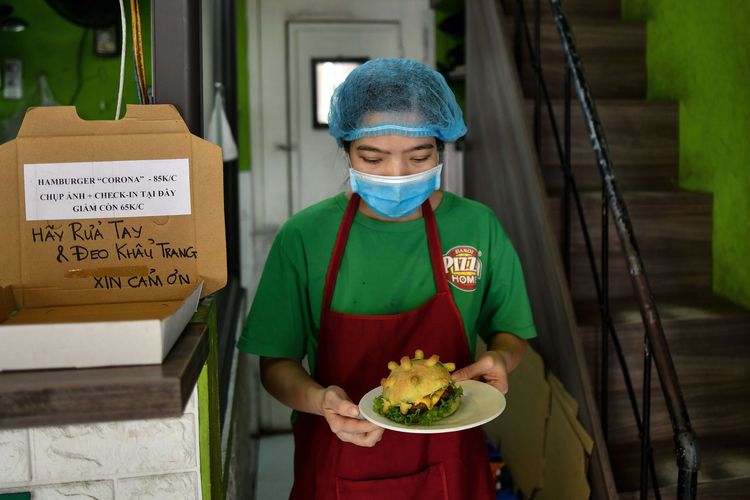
top-left (319, 385), bottom-right (384, 447)
top-left (452, 351), bottom-right (510, 393)
top-left (451, 333), bottom-right (528, 394)
top-left (259, 358), bottom-right (383, 447)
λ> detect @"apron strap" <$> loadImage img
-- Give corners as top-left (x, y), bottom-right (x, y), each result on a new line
top-left (421, 198), bottom-right (449, 294)
top-left (320, 193), bottom-right (361, 333)
top-left (320, 194), bottom-right (449, 332)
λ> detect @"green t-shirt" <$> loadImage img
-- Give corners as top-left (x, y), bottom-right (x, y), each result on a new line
top-left (237, 191), bottom-right (536, 377)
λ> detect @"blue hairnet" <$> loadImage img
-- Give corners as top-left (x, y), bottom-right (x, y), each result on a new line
top-left (328, 58), bottom-right (466, 143)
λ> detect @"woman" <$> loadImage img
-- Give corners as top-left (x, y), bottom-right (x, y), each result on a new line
top-left (238, 58), bottom-right (537, 499)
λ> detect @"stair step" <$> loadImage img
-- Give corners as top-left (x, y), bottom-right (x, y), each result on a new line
top-left (577, 295), bottom-right (750, 445)
top-left (620, 476), bottom-right (750, 500)
top-left (511, 18), bottom-right (646, 98)
top-left (528, 100), bottom-right (679, 191)
top-left (499, 0), bottom-right (622, 20)
top-left (547, 190), bottom-right (713, 301)
top-left (620, 477), bottom-right (750, 500)
top-left (610, 434), bottom-right (750, 493)
top-left (575, 293), bottom-right (750, 325)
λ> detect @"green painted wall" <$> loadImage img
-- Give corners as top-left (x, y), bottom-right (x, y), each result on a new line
top-left (0, 0), bottom-right (151, 142)
top-left (622, 0), bottom-right (750, 308)
top-left (435, 3), bottom-right (465, 110)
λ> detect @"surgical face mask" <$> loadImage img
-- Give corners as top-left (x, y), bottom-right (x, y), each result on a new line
top-left (349, 164), bottom-right (443, 219)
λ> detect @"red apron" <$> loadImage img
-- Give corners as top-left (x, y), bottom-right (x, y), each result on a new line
top-left (291, 194), bottom-right (494, 500)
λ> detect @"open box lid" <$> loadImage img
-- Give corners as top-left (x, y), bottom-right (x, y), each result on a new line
top-left (0, 105), bottom-right (226, 310)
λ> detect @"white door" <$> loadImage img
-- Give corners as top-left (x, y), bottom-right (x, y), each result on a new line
top-left (287, 22), bottom-right (403, 212)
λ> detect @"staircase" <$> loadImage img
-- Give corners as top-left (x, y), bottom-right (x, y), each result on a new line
top-left (503, 0), bottom-right (750, 497)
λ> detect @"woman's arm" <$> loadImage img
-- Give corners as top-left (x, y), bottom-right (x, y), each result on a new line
top-left (260, 356), bottom-right (384, 447)
top-left (451, 332), bottom-right (528, 393)
top-left (260, 357), bottom-right (326, 414)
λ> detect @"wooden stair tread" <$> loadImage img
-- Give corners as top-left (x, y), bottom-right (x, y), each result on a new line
top-left (610, 433), bottom-right (750, 492)
top-left (576, 293), bottom-right (750, 448)
top-left (549, 188), bottom-right (713, 213)
top-left (619, 476), bottom-right (750, 500)
top-left (522, 52), bottom-right (677, 185)
top-left (499, 0), bottom-right (623, 21)
top-left (547, 190), bottom-right (713, 294)
top-left (573, 293), bottom-right (750, 327)
top-left (512, 17), bottom-right (646, 98)
top-left (544, 166), bottom-right (680, 193)
top-left (548, 190), bottom-right (713, 249)
top-left (530, 100), bottom-right (679, 182)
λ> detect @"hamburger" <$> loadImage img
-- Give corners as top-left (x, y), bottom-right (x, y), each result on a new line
top-left (373, 349), bottom-right (463, 425)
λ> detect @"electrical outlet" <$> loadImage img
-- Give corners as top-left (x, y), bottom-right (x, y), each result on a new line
top-left (3, 58), bottom-right (23, 100)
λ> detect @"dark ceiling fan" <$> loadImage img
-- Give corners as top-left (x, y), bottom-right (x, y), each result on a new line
top-left (45, 0), bottom-right (120, 28)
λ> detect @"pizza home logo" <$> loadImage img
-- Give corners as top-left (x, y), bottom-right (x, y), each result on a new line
top-left (443, 246), bottom-right (482, 291)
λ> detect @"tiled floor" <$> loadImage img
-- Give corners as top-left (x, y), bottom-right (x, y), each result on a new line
top-left (255, 433), bottom-right (295, 500)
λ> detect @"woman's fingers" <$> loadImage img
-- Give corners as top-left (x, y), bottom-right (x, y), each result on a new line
top-left (321, 385), bottom-right (384, 447)
top-left (337, 427), bottom-right (385, 447)
top-left (322, 385), bottom-right (360, 418)
top-left (451, 355), bottom-right (490, 381)
top-left (452, 352), bottom-right (510, 394)
top-left (325, 410), bottom-right (380, 435)
top-left (452, 352), bottom-right (497, 381)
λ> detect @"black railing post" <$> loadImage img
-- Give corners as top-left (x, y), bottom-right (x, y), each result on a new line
top-left (514, 1), bottom-right (524, 76)
top-left (676, 430), bottom-right (700, 498)
top-left (562, 67), bottom-right (572, 280)
top-left (601, 181), bottom-right (610, 443)
top-left (641, 338), bottom-right (653, 499)
top-left (533, 0), bottom-right (542, 155)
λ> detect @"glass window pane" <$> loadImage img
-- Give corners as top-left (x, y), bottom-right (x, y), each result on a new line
top-left (313, 59), bottom-right (366, 127)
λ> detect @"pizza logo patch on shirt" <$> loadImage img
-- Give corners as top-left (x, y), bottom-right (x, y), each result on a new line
top-left (443, 246), bottom-right (482, 291)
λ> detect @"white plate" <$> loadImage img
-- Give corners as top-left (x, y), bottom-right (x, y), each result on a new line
top-left (358, 380), bottom-right (506, 434)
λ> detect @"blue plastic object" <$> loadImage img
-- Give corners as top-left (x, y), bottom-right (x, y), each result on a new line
top-left (328, 58), bottom-right (467, 143)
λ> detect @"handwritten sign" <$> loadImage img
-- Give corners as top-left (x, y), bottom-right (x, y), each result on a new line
top-left (23, 159), bottom-right (191, 221)
top-left (29, 218), bottom-right (197, 292)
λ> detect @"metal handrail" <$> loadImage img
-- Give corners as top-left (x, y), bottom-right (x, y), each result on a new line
top-left (511, 0), bottom-right (700, 497)
top-left (512, 6), bottom-right (663, 494)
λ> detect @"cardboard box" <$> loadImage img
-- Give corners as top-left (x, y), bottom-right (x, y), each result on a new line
top-left (484, 346), bottom-right (550, 498)
top-left (483, 347), bottom-right (594, 499)
top-left (534, 374), bottom-right (594, 500)
top-left (0, 105), bottom-right (226, 371)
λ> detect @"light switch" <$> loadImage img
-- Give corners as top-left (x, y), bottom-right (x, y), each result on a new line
top-left (3, 58), bottom-right (23, 100)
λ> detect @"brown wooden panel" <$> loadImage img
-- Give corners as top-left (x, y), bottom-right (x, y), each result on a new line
top-left (611, 434), bottom-right (750, 493)
top-left (580, 309), bottom-right (750, 440)
top-left (547, 190), bottom-right (714, 301)
top-left (533, 100), bottom-right (680, 191)
top-left (510, 17), bottom-right (646, 98)
top-left (574, 293), bottom-right (750, 491)
top-left (620, 476), bottom-right (750, 500)
top-left (499, 0), bottom-right (622, 19)
top-left (0, 323), bottom-right (208, 429)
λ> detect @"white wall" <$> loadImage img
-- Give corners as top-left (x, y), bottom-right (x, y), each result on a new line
top-left (0, 389), bottom-right (202, 500)
top-left (240, 0), bottom-right (435, 295)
